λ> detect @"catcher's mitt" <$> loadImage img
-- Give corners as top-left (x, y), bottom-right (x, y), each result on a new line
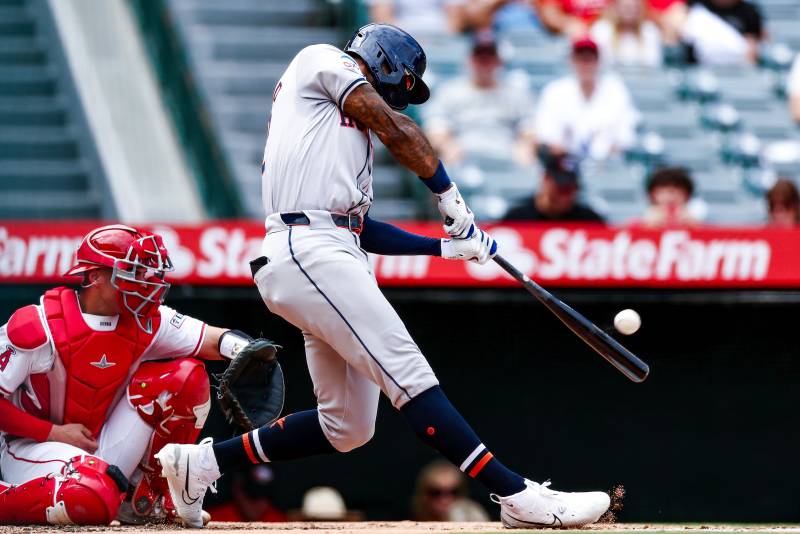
top-left (215, 338), bottom-right (285, 432)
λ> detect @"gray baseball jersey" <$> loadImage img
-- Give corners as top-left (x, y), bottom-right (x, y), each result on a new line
top-left (262, 44), bottom-right (374, 219)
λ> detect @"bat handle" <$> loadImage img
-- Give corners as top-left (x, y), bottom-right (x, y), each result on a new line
top-left (493, 254), bottom-right (525, 282)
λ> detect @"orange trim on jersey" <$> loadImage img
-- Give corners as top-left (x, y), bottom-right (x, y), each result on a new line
top-left (242, 432), bottom-right (259, 464)
top-left (468, 451), bottom-right (494, 478)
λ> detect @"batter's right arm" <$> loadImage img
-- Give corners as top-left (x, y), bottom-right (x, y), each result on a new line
top-left (344, 83), bottom-right (476, 239)
top-left (343, 83), bottom-right (438, 177)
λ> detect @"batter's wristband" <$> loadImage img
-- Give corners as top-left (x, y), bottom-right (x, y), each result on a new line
top-left (419, 161), bottom-right (452, 194)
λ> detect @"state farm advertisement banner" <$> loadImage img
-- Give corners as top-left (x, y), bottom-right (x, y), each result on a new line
top-left (2, 221), bottom-right (799, 288)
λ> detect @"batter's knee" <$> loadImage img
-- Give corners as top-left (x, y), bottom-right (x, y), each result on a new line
top-left (318, 411), bottom-right (376, 453)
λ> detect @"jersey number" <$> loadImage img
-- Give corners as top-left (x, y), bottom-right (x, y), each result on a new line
top-left (272, 81), bottom-right (283, 103)
top-left (0, 346), bottom-right (14, 372)
top-left (339, 110), bottom-right (365, 131)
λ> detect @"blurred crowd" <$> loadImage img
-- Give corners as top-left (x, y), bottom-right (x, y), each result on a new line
top-left (207, 461), bottom-right (493, 523)
top-left (366, 0), bottom-right (770, 65)
top-left (365, 0), bottom-right (800, 228)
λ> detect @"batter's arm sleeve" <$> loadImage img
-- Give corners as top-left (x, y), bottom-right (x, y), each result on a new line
top-left (359, 214), bottom-right (442, 256)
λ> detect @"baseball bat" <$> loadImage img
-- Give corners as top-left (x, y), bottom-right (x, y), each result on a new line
top-left (492, 254), bottom-right (650, 383)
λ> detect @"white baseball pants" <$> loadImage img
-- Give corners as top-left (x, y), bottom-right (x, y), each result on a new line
top-left (1, 396), bottom-right (153, 484)
top-left (255, 211), bottom-right (439, 452)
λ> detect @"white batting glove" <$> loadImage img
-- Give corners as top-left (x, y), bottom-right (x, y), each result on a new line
top-left (436, 183), bottom-right (475, 239)
top-left (441, 228), bottom-right (498, 265)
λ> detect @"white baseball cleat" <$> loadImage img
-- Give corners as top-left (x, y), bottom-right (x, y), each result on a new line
top-left (491, 479), bottom-right (610, 528)
top-left (154, 437), bottom-right (220, 528)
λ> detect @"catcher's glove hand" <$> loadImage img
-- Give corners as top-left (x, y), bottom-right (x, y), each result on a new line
top-left (215, 338), bottom-right (285, 432)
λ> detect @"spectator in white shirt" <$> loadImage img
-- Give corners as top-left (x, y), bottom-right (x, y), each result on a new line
top-left (681, 0), bottom-right (764, 65)
top-left (789, 54), bottom-right (800, 124)
top-left (534, 37), bottom-right (639, 160)
top-left (591, 0), bottom-right (663, 68)
top-left (423, 32), bottom-right (537, 167)
top-left (367, 0), bottom-right (470, 35)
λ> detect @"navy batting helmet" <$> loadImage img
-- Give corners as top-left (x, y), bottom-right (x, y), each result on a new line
top-left (344, 23), bottom-right (430, 110)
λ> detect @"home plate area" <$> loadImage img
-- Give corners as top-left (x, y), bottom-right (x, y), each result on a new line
top-left (3, 523), bottom-right (800, 534)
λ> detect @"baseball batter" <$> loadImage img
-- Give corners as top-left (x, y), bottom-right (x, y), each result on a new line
top-left (158, 24), bottom-right (611, 528)
top-left (0, 225), bottom-right (275, 525)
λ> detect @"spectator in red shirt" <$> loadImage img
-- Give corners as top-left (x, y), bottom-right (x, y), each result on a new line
top-left (538, 0), bottom-right (611, 37)
top-left (766, 179), bottom-right (800, 228)
top-left (206, 465), bottom-right (287, 522)
top-left (647, 0), bottom-right (687, 43)
top-left (538, 0), bottom-right (686, 40)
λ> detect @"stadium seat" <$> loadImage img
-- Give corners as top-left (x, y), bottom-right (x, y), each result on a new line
top-left (163, 0), bottom-right (800, 224)
top-left (0, 0), bottom-right (106, 219)
top-left (167, 0), bottom-right (362, 217)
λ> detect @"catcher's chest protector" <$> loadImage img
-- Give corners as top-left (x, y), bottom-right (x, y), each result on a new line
top-left (34, 287), bottom-right (158, 437)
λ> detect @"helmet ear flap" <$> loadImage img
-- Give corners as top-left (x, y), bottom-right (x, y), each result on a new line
top-left (381, 83), bottom-right (410, 110)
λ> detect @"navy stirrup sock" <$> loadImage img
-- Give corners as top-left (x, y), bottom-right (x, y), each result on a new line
top-left (212, 409), bottom-right (336, 472)
top-left (400, 386), bottom-right (526, 497)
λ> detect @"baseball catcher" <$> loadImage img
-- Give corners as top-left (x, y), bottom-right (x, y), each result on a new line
top-left (0, 224), bottom-right (283, 526)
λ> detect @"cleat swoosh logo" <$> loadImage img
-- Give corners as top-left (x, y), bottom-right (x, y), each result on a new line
top-left (505, 511), bottom-right (563, 528)
top-left (181, 455), bottom-right (200, 505)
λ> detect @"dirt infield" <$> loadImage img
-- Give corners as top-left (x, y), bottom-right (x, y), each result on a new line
top-left (3, 523), bottom-right (800, 534)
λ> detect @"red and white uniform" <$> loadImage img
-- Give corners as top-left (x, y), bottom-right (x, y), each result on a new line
top-left (0, 287), bottom-right (207, 486)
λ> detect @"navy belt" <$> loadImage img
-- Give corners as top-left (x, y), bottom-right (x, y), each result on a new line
top-left (280, 212), bottom-right (363, 234)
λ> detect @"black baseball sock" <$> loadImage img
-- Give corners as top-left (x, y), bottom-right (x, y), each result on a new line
top-left (212, 409), bottom-right (336, 472)
top-left (400, 385), bottom-right (526, 497)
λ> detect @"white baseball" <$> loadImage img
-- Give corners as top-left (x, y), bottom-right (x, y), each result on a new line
top-left (614, 309), bottom-right (641, 335)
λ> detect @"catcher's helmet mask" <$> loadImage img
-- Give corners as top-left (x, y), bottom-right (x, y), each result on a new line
top-left (66, 225), bottom-right (173, 334)
top-left (345, 23), bottom-right (430, 110)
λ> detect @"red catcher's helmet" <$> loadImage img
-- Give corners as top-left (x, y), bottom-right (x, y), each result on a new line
top-left (65, 225), bottom-right (173, 333)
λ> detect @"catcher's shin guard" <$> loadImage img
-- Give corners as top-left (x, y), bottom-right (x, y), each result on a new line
top-left (127, 357), bottom-right (211, 518)
top-left (0, 455), bottom-right (127, 525)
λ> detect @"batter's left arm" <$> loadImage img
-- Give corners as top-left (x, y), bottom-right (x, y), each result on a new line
top-left (360, 215), bottom-right (441, 256)
top-left (360, 215), bottom-right (497, 264)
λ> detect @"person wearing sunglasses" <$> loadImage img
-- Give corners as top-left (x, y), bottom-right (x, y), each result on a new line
top-left (411, 461), bottom-right (489, 522)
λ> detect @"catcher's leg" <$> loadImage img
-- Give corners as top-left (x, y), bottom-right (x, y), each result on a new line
top-left (0, 454), bottom-right (127, 525)
top-left (108, 358), bottom-right (210, 520)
